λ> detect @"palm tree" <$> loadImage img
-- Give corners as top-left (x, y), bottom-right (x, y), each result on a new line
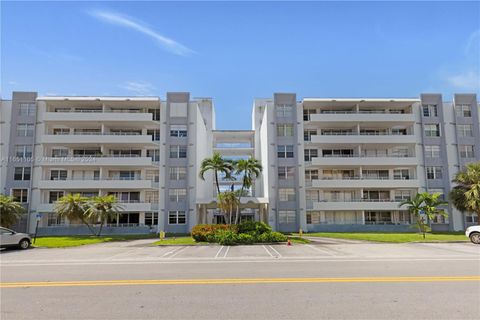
top-left (199, 152), bottom-right (234, 195)
top-left (54, 193), bottom-right (95, 235)
top-left (217, 191), bottom-right (239, 224)
top-left (400, 193), bottom-right (426, 237)
top-left (450, 162), bottom-right (480, 225)
top-left (85, 195), bottom-right (122, 236)
top-left (0, 194), bottom-right (25, 228)
top-left (234, 158), bottom-right (263, 224)
top-left (400, 192), bottom-right (448, 239)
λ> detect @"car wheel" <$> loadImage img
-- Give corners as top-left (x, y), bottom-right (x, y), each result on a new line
top-left (469, 232), bottom-right (480, 245)
top-left (18, 239), bottom-right (30, 250)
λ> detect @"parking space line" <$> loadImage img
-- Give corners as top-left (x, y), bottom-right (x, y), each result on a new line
top-left (268, 245), bottom-right (282, 258)
top-left (262, 245), bottom-right (274, 258)
top-left (169, 247), bottom-right (189, 258)
top-left (162, 247), bottom-right (184, 257)
top-left (222, 246), bottom-right (230, 258)
top-left (306, 244), bottom-right (336, 256)
top-left (214, 246), bottom-right (225, 259)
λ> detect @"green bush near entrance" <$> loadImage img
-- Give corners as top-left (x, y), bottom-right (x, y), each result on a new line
top-left (191, 222), bottom-right (287, 245)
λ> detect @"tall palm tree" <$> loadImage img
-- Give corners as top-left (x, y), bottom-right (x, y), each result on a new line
top-left (217, 191), bottom-right (239, 224)
top-left (400, 193), bottom-right (426, 237)
top-left (85, 195), bottom-right (122, 236)
top-left (450, 162), bottom-right (480, 224)
top-left (54, 193), bottom-right (95, 235)
top-left (199, 152), bottom-right (234, 195)
top-left (0, 194), bottom-right (25, 228)
top-left (234, 158), bottom-right (263, 224)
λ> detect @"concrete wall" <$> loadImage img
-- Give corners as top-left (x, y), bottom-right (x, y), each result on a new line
top-left (307, 224), bottom-right (416, 233)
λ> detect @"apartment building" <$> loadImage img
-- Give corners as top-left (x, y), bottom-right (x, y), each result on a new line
top-left (1, 91), bottom-right (478, 235)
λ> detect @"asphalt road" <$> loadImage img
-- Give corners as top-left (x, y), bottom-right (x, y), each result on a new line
top-left (1, 240), bottom-right (479, 320)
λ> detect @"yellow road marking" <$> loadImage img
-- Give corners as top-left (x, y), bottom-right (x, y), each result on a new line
top-left (1, 276), bottom-right (480, 288)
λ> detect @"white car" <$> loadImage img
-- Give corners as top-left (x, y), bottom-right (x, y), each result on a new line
top-left (465, 225), bottom-right (480, 244)
top-left (0, 227), bottom-right (31, 249)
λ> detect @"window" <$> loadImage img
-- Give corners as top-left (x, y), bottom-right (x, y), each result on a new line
top-left (278, 188), bottom-right (296, 201)
top-left (170, 167), bottom-right (187, 180)
top-left (169, 211), bottom-right (186, 224)
top-left (304, 130), bottom-right (316, 141)
top-left (457, 124), bottom-right (473, 137)
top-left (146, 170), bottom-right (159, 182)
top-left (304, 149), bottom-right (318, 162)
top-left (147, 129), bottom-right (160, 141)
top-left (277, 145), bottom-right (294, 158)
top-left (169, 189), bottom-right (187, 202)
top-left (52, 149), bottom-right (68, 158)
top-left (50, 170), bottom-right (67, 181)
top-left (145, 212), bottom-right (158, 226)
top-left (170, 145), bottom-right (187, 158)
top-left (305, 170), bottom-right (319, 181)
top-left (422, 104), bottom-right (438, 117)
top-left (148, 108), bottom-right (160, 121)
top-left (53, 128), bottom-right (70, 135)
top-left (424, 145), bottom-right (441, 158)
top-left (145, 191), bottom-right (159, 203)
top-left (455, 104), bottom-right (472, 117)
top-left (14, 167), bottom-right (31, 180)
top-left (108, 192), bottom-right (139, 203)
top-left (278, 210), bottom-right (296, 224)
top-left (11, 189), bottom-right (28, 203)
top-left (73, 149), bottom-right (101, 157)
top-left (393, 169), bottom-right (411, 180)
top-left (170, 125), bottom-right (188, 137)
top-left (424, 124), bottom-right (440, 137)
top-left (459, 145), bottom-right (474, 158)
top-left (47, 213), bottom-right (65, 226)
top-left (277, 124), bottom-right (294, 137)
top-left (303, 109), bottom-right (316, 121)
top-left (394, 190), bottom-right (411, 201)
top-left (466, 214), bottom-right (479, 223)
top-left (278, 166), bottom-right (295, 180)
top-left (426, 166), bottom-right (443, 180)
top-left (19, 103), bottom-right (36, 116)
top-left (14, 145), bottom-right (32, 158)
top-left (147, 149), bottom-right (160, 162)
top-left (276, 104), bottom-right (293, 117)
top-left (16, 124), bottom-right (34, 137)
top-left (49, 191), bottom-right (64, 203)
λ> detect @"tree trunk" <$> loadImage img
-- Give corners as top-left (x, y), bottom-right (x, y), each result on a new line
top-left (214, 170), bottom-right (220, 195)
top-left (235, 181), bottom-right (246, 225)
top-left (81, 218), bottom-right (96, 236)
top-left (97, 222), bottom-right (104, 237)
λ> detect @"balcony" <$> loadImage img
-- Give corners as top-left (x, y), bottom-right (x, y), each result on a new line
top-left (37, 156), bottom-right (155, 167)
top-left (42, 111), bottom-right (157, 123)
top-left (310, 134), bottom-right (416, 144)
top-left (36, 202), bottom-right (154, 212)
top-left (38, 179), bottom-right (157, 189)
top-left (309, 111), bottom-right (415, 123)
top-left (310, 155), bottom-right (418, 166)
top-left (312, 199), bottom-right (404, 211)
top-left (310, 178), bottom-right (420, 188)
top-left (41, 133), bottom-right (157, 145)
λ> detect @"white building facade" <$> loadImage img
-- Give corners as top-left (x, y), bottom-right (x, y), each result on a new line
top-left (1, 91), bottom-right (478, 235)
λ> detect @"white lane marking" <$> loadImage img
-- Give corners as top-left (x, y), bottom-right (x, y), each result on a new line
top-left (1, 258), bottom-right (478, 267)
top-left (169, 247), bottom-right (188, 258)
top-left (214, 246), bottom-right (225, 259)
top-left (223, 246), bottom-right (230, 258)
top-left (262, 245), bottom-right (274, 258)
top-left (162, 247), bottom-right (184, 257)
top-left (306, 244), bottom-right (336, 256)
top-left (268, 245), bottom-right (282, 258)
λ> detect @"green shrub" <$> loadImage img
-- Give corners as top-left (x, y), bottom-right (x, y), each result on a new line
top-left (191, 224), bottom-right (237, 242)
top-left (238, 221), bottom-right (272, 235)
top-left (236, 233), bottom-right (255, 244)
top-left (215, 230), bottom-right (238, 245)
top-left (258, 231), bottom-right (287, 243)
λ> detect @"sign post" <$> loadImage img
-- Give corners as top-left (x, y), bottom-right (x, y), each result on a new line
top-left (33, 213), bottom-right (42, 244)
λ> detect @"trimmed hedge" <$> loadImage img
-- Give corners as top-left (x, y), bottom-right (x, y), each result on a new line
top-left (192, 222), bottom-right (287, 245)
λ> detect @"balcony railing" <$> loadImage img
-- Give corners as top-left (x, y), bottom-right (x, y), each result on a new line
top-left (321, 154), bottom-right (414, 158)
top-left (319, 110), bottom-right (410, 115)
top-left (318, 199), bottom-right (402, 203)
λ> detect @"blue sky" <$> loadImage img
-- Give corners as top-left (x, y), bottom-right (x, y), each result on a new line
top-left (2, 1), bottom-right (479, 129)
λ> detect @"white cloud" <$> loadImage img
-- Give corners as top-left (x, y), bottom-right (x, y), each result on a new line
top-left (447, 70), bottom-right (480, 91)
top-left (119, 81), bottom-right (156, 95)
top-left (89, 10), bottom-right (195, 56)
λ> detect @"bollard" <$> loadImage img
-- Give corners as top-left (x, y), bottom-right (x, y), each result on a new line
top-left (299, 228), bottom-right (303, 238)
top-left (287, 239), bottom-right (292, 246)
top-left (159, 231), bottom-right (165, 241)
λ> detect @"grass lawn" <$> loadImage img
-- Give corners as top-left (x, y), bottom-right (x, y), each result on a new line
top-left (153, 237), bottom-right (203, 246)
top-left (299, 232), bottom-right (468, 243)
top-left (288, 236), bottom-right (311, 244)
top-left (33, 234), bottom-right (157, 248)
